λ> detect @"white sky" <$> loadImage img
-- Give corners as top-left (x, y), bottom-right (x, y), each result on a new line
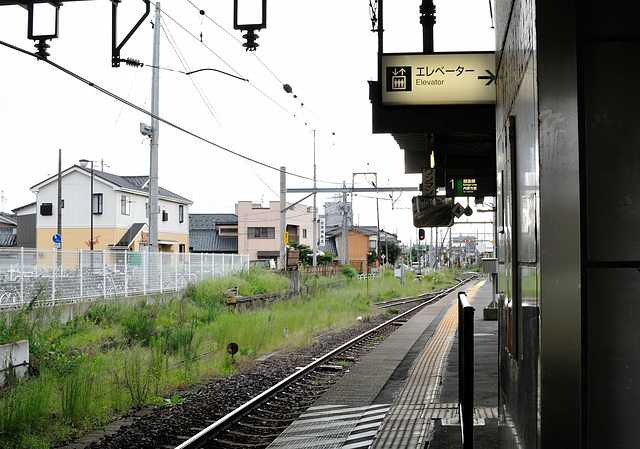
top-left (0, 0), bottom-right (495, 245)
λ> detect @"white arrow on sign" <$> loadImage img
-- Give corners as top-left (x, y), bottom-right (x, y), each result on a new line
top-left (382, 52), bottom-right (496, 105)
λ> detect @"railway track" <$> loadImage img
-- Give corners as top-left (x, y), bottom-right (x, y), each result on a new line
top-left (173, 277), bottom-right (476, 449)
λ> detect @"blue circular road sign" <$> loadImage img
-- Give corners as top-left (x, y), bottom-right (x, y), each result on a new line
top-left (52, 233), bottom-right (62, 243)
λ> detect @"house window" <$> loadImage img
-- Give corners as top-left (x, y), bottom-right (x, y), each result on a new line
top-left (92, 194), bottom-right (103, 214)
top-left (179, 205), bottom-right (184, 223)
top-left (162, 210), bottom-right (169, 222)
top-left (179, 244), bottom-right (186, 253)
top-left (303, 229), bottom-right (307, 238)
top-left (40, 203), bottom-right (53, 216)
top-left (121, 195), bottom-right (130, 215)
top-left (220, 227), bottom-right (238, 234)
top-left (247, 227), bottom-right (275, 239)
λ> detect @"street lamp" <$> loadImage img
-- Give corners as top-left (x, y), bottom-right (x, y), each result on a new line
top-left (79, 159), bottom-right (94, 250)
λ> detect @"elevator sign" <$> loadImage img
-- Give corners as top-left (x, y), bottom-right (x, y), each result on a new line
top-left (382, 52), bottom-right (496, 105)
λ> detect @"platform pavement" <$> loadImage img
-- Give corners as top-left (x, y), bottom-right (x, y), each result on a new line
top-left (428, 279), bottom-right (499, 449)
top-left (267, 277), bottom-right (499, 449)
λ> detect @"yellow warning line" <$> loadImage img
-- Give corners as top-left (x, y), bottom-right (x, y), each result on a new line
top-left (371, 278), bottom-right (485, 448)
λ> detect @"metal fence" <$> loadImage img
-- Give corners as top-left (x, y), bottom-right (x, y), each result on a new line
top-left (0, 248), bottom-right (249, 310)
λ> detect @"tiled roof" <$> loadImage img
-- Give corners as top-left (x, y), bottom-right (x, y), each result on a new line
top-left (319, 237), bottom-right (338, 257)
top-left (189, 213), bottom-right (238, 230)
top-left (32, 166), bottom-right (192, 204)
top-left (326, 225), bottom-right (377, 237)
top-left (0, 227), bottom-right (16, 247)
top-left (90, 170), bottom-right (192, 204)
top-left (189, 229), bottom-right (237, 253)
top-left (0, 214), bottom-right (17, 226)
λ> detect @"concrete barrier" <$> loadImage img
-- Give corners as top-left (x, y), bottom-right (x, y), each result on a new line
top-left (0, 340), bottom-right (29, 387)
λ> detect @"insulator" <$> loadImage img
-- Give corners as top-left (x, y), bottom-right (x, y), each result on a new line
top-left (124, 58), bottom-right (143, 68)
top-left (242, 31), bottom-right (259, 51)
top-left (34, 40), bottom-right (50, 60)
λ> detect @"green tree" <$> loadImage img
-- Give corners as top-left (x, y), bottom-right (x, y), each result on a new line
top-left (317, 251), bottom-right (335, 265)
top-left (367, 249), bottom-right (378, 265)
top-left (382, 241), bottom-right (402, 265)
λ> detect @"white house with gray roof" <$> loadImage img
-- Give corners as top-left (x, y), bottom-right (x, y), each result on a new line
top-left (30, 165), bottom-right (192, 252)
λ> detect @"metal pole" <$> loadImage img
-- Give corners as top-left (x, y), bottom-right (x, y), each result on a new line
top-left (20, 247), bottom-right (24, 303)
top-left (342, 182), bottom-right (348, 265)
top-left (376, 197), bottom-right (380, 265)
top-left (52, 248), bottom-right (56, 304)
top-left (280, 166), bottom-right (286, 270)
top-left (312, 130), bottom-right (317, 266)
top-left (149, 2), bottom-right (161, 252)
top-left (124, 250), bottom-right (128, 297)
top-left (103, 250), bottom-right (106, 297)
top-left (57, 148), bottom-right (62, 265)
top-left (90, 161), bottom-right (94, 250)
top-left (420, 0), bottom-right (435, 53)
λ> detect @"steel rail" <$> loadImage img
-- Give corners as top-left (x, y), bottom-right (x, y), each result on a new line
top-left (174, 279), bottom-right (471, 449)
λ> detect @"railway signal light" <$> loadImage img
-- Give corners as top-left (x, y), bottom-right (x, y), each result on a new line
top-left (419, 228), bottom-right (425, 240)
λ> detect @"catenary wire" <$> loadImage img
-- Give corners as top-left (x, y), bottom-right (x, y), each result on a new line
top-left (159, 17), bottom-right (222, 125)
top-left (0, 39), bottom-right (322, 183)
top-left (147, 3), bottom-right (343, 185)
top-left (177, 1), bottom-right (329, 147)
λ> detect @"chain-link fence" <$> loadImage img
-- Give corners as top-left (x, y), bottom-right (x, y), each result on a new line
top-left (0, 248), bottom-right (249, 310)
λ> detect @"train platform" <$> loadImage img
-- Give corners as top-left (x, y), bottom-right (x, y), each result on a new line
top-left (267, 278), bottom-right (498, 449)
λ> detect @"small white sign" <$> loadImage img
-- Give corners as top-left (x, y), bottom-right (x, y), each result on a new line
top-left (422, 168), bottom-right (436, 196)
top-left (318, 218), bottom-right (326, 247)
top-left (382, 52), bottom-right (496, 105)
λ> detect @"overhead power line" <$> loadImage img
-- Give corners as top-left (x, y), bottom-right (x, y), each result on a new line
top-left (0, 39), bottom-right (320, 183)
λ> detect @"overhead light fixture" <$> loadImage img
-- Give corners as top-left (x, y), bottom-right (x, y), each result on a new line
top-left (233, 0), bottom-right (267, 51)
top-left (28, 2), bottom-right (61, 59)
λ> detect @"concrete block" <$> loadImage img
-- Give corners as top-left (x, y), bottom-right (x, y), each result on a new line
top-left (483, 307), bottom-right (498, 321)
top-left (0, 340), bottom-right (29, 386)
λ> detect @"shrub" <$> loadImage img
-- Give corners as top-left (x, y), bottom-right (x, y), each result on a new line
top-left (340, 264), bottom-right (358, 279)
top-left (120, 301), bottom-right (159, 346)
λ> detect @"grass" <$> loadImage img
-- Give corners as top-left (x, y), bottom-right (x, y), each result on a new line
top-left (0, 267), bottom-right (461, 448)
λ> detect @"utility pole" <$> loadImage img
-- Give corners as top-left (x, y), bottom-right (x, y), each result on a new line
top-left (148, 2), bottom-right (161, 252)
top-left (57, 149), bottom-right (62, 243)
top-left (280, 167), bottom-right (286, 270)
top-left (312, 130), bottom-right (317, 266)
top-left (342, 182), bottom-right (348, 264)
top-left (57, 149), bottom-right (62, 267)
top-left (376, 197), bottom-right (381, 269)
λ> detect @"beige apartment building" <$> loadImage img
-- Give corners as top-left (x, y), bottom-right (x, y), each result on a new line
top-left (236, 201), bottom-right (314, 268)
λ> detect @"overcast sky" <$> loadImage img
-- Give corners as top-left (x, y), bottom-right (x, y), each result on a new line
top-left (0, 0), bottom-right (495, 245)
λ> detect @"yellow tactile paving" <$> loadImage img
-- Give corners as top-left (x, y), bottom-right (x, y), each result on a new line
top-left (370, 281), bottom-right (485, 448)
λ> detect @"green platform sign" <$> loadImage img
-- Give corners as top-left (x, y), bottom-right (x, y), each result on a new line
top-left (446, 176), bottom-right (495, 197)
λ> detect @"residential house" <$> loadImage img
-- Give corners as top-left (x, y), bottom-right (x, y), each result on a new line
top-left (358, 226), bottom-right (398, 255)
top-left (189, 213), bottom-right (238, 253)
top-left (11, 203), bottom-right (36, 248)
top-left (325, 225), bottom-right (379, 273)
top-left (321, 226), bottom-right (399, 272)
top-left (0, 214), bottom-right (17, 248)
top-left (236, 201), bottom-right (314, 268)
top-left (30, 165), bottom-right (192, 252)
